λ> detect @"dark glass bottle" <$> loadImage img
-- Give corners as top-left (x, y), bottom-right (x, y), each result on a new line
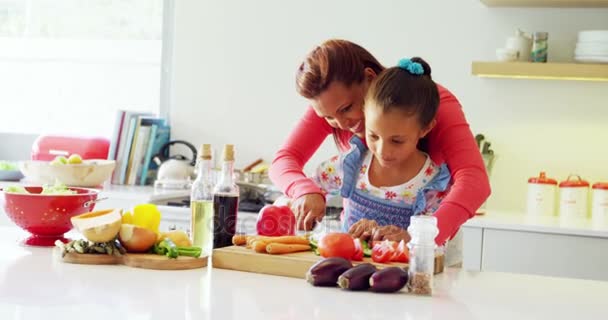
top-left (212, 144), bottom-right (239, 249)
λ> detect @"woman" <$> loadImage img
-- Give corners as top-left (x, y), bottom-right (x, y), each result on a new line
top-left (269, 39), bottom-right (490, 245)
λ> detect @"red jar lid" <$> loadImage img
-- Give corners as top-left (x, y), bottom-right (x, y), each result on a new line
top-left (559, 175), bottom-right (590, 188)
top-left (593, 183), bottom-right (608, 190)
top-left (528, 172), bottom-right (557, 185)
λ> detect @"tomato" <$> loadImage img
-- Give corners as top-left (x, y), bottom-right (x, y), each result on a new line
top-left (256, 205), bottom-right (296, 236)
top-left (371, 240), bottom-right (409, 263)
top-left (391, 240), bottom-right (409, 263)
top-left (352, 238), bottom-right (363, 261)
top-left (318, 233), bottom-right (356, 260)
top-left (371, 241), bottom-right (394, 263)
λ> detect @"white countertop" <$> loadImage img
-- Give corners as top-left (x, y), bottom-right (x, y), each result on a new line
top-left (463, 211), bottom-right (608, 238)
top-left (0, 226), bottom-right (607, 320)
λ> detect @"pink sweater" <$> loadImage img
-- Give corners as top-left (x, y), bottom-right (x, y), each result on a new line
top-left (269, 84), bottom-right (491, 245)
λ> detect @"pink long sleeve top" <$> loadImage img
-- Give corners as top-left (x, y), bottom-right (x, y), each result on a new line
top-left (269, 84), bottom-right (491, 245)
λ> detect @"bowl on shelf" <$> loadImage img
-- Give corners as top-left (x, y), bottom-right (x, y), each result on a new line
top-left (19, 160), bottom-right (116, 187)
top-left (0, 186), bottom-right (99, 246)
top-left (496, 48), bottom-right (518, 62)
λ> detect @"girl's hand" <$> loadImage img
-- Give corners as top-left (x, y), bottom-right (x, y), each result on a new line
top-left (372, 225), bottom-right (411, 243)
top-left (348, 218), bottom-right (378, 241)
top-left (291, 193), bottom-right (326, 231)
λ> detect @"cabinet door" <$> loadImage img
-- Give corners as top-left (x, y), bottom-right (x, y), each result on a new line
top-left (481, 229), bottom-right (608, 281)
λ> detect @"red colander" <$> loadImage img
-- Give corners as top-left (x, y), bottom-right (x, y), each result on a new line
top-left (0, 187), bottom-right (99, 246)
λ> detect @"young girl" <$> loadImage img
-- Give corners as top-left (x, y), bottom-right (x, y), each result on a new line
top-left (313, 57), bottom-right (450, 242)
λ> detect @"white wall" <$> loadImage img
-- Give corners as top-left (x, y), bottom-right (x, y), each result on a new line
top-left (170, 0), bottom-right (608, 212)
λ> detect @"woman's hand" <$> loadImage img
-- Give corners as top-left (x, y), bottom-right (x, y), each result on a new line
top-left (348, 218), bottom-right (378, 241)
top-left (291, 193), bottom-right (326, 231)
top-left (371, 225), bottom-right (411, 243)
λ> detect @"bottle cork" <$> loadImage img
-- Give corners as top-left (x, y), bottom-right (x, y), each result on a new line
top-left (199, 144), bottom-right (212, 160)
top-left (222, 144), bottom-right (235, 161)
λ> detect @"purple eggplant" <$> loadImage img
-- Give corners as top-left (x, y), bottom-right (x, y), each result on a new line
top-left (306, 257), bottom-right (353, 287)
top-left (369, 267), bottom-right (408, 293)
top-left (338, 263), bottom-right (377, 290)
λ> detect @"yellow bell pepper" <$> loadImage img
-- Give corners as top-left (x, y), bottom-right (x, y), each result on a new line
top-left (131, 204), bottom-right (161, 233)
top-left (121, 211), bottom-right (134, 224)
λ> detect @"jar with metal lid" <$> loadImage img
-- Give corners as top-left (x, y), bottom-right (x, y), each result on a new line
top-left (531, 32), bottom-right (548, 63)
top-left (592, 182), bottom-right (608, 226)
top-left (559, 175), bottom-right (589, 220)
top-left (527, 171), bottom-right (557, 216)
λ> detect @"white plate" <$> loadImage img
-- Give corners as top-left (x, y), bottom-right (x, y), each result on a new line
top-left (576, 43), bottom-right (608, 50)
top-left (574, 55), bottom-right (608, 63)
top-left (578, 30), bottom-right (608, 43)
top-left (575, 48), bottom-right (608, 56)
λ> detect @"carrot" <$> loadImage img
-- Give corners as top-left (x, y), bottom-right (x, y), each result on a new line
top-left (232, 234), bottom-right (248, 246)
top-left (252, 240), bottom-right (268, 253)
top-left (266, 243), bottom-right (311, 255)
top-left (264, 236), bottom-right (309, 245)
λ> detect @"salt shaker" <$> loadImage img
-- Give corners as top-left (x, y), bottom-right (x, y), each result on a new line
top-left (531, 32), bottom-right (549, 62)
top-left (407, 215), bottom-right (438, 295)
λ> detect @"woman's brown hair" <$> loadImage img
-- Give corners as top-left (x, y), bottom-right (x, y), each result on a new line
top-left (296, 39), bottom-right (385, 150)
top-left (296, 39), bottom-right (385, 99)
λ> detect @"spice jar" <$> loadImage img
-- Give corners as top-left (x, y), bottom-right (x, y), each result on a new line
top-left (407, 215), bottom-right (438, 295)
top-left (592, 183), bottom-right (608, 226)
top-left (531, 32), bottom-right (548, 62)
top-left (527, 171), bottom-right (557, 216)
top-left (559, 175), bottom-right (589, 219)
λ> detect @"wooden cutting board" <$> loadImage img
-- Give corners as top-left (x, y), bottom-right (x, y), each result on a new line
top-left (54, 247), bottom-right (208, 270)
top-left (123, 254), bottom-right (208, 270)
top-left (212, 246), bottom-right (444, 279)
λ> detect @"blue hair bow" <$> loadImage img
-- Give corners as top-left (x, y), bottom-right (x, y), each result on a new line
top-left (397, 58), bottom-right (424, 75)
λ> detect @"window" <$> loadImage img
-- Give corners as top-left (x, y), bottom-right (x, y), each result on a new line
top-left (0, 0), bottom-right (167, 138)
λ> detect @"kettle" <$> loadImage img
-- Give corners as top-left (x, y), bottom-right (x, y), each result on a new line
top-left (153, 140), bottom-right (198, 182)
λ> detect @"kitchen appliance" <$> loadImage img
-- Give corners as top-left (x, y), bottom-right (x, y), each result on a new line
top-left (31, 135), bottom-right (110, 161)
top-left (0, 186), bottom-right (99, 246)
top-left (153, 140), bottom-right (197, 189)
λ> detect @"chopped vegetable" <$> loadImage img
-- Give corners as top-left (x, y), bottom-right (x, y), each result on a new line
top-left (40, 181), bottom-right (76, 195)
top-left (4, 186), bottom-right (28, 194)
top-left (309, 238), bottom-right (320, 256)
top-left (153, 238), bottom-right (202, 259)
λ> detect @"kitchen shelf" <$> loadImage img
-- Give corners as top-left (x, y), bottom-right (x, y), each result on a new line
top-left (480, 0), bottom-right (608, 7)
top-left (471, 61), bottom-right (608, 81)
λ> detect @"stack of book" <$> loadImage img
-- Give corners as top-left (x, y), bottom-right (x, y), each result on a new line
top-left (107, 110), bottom-right (170, 185)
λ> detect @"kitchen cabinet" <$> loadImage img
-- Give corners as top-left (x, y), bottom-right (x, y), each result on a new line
top-left (471, 61), bottom-right (608, 81)
top-left (480, 0), bottom-right (608, 7)
top-left (462, 213), bottom-right (608, 281)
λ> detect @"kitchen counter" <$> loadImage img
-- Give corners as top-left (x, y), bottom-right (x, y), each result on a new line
top-left (463, 211), bottom-right (608, 238)
top-left (0, 226), bottom-right (606, 320)
top-left (462, 212), bottom-right (608, 281)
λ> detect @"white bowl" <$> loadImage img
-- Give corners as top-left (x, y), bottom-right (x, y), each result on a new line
top-left (496, 48), bottom-right (518, 62)
top-left (19, 160), bottom-right (116, 187)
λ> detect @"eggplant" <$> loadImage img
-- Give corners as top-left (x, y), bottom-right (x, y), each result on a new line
top-left (337, 263), bottom-right (377, 290)
top-left (306, 257), bottom-right (353, 287)
top-left (369, 267), bottom-right (408, 293)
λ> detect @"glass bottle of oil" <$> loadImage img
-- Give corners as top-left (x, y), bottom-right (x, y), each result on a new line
top-left (212, 144), bottom-right (239, 249)
top-left (191, 144), bottom-right (214, 256)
